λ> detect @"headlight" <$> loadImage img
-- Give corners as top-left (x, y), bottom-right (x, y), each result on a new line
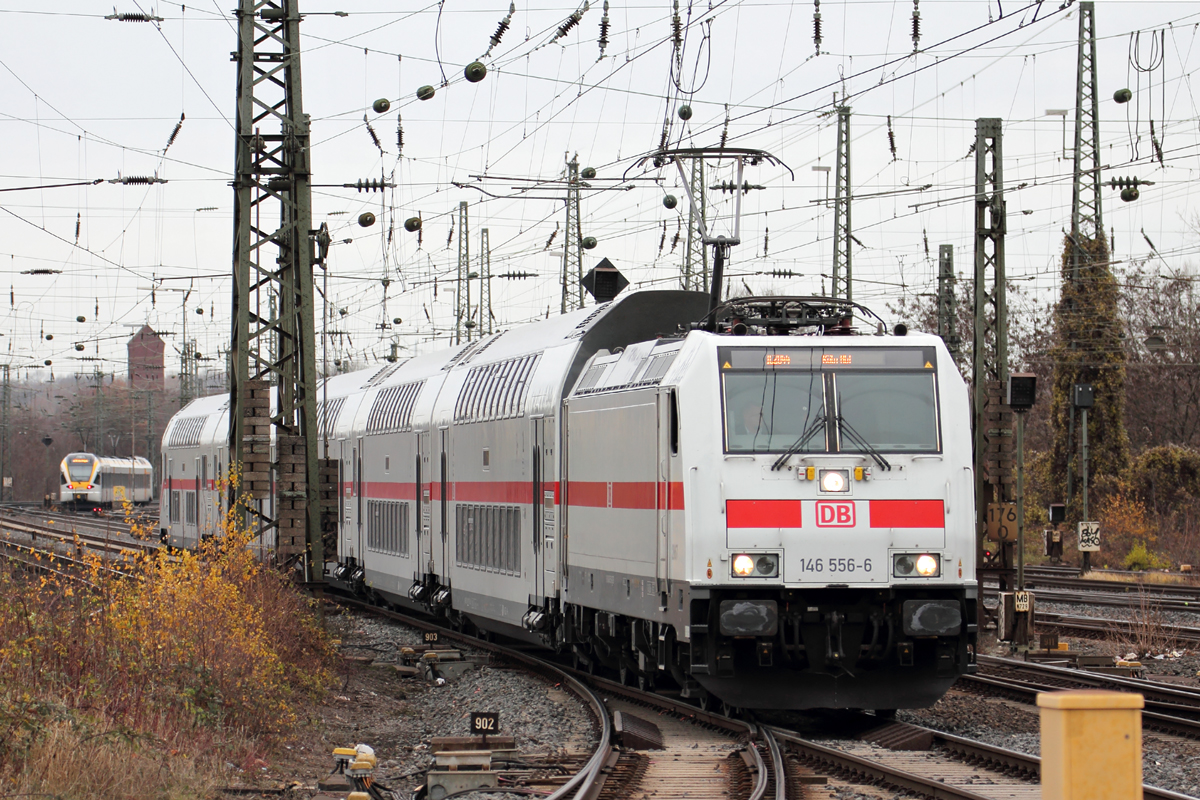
top-left (916, 554), bottom-right (940, 576)
top-left (820, 469), bottom-right (849, 492)
top-left (893, 553), bottom-right (940, 578)
top-left (731, 553), bottom-right (779, 578)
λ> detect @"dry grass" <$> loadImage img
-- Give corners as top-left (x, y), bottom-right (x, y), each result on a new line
top-left (1082, 569), bottom-right (1200, 586)
top-left (0, 471), bottom-right (337, 798)
top-left (1096, 586), bottom-right (1188, 659)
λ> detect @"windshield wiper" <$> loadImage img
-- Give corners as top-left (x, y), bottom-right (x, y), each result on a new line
top-left (770, 412), bottom-right (826, 471)
top-left (837, 415), bottom-right (892, 471)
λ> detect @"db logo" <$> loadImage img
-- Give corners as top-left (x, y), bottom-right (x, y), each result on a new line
top-left (816, 501), bottom-right (855, 527)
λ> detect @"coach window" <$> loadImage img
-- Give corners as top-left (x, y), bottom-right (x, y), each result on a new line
top-left (385, 456), bottom-right (390, 474)
top-left (834, 372), bottom-right (940, 452)
top-left (722, 370), bottom-right (826, 453)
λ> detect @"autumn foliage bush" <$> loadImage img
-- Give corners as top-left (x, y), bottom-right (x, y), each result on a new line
top-left (0, 482), bottom-right (336, 798)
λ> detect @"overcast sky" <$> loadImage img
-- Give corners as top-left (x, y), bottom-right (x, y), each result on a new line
top-left (1, 0), bottom-right (1198, 383)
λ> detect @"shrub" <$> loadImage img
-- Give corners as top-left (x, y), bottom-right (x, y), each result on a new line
top-left (1123, 540), bottom-right (1171, 571)
top-left (0, 470), bottom-right (336, 797)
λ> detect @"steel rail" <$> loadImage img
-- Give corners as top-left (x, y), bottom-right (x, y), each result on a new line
top-left (746, 723), bottom-right (771, 800)
top-left (1033, 611), bottom-right (1200, 645)
top-left (963, 673), bottom-right (1200, 738)
top-left (760, 724), bottom-right (787, 800)
top-left (331, 597), bottom-right (613, 800)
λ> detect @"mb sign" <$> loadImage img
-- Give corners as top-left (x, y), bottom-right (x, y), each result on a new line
top-left (816, 501), bottom-right (855, 527)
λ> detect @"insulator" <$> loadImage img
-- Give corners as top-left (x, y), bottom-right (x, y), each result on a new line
top-left (670, 229), bottom-right (681, 253)
top-left (672, 1), bottom-right (682, 50)
top-left (76, 315), bottom-right (86, 323)
top-left (484, 2), bottom-right (515, 57)
top-left (887, 115), bottom-right (897, 161)
top-left (1121, 187), bottom-right (1140, 202)
top-left (353, 178), bottom-right (386, 192)
top-left (498, 271), bottom-right (536, 279)
top-left (658, 223), bottom-right (667, 255)
top-left (544, 227), bottom-right (558, 250)
top-left (658, 119), bottom-right (670, 154)
top-left (813, 0), bottom-right (822, 53)
top-left (404, 216), bottom-right (422, 232)
top-left (1151, 121), bottom-right (1164, 166)
top-left (464, 61), bottom-right (487, 83)
top-left (677, 105), bottom-right (692, 121)
top-left (763, 227), bottom-right (769, 257)
top-left (552, 2), bottom-right (588, 43)
top-left (396, 116), bottom-right (404, 156)
top-left (719, 106), bottom-right (730, 148)
top-left (75, 213), bottom-right (81, 242)
top-left (364, 116), bottom-right (384, 153)
top-left (373, 98), bottom-right (391, 113)
top-left (359, 212), bottom-right (377, 227)
top-left (663, 194), bottom-right (678, 209)
top-left (1113, 88), bottom-right (1133, 104)
top-left (113, 175), bottom-right (161, 185)
top-left (106, 11), bottom-right (163, 22)
top-left (598, 1), bottom-right (610, 57)
top-left (447, 226), bottom-right (454, 247)
top-left (911, 2), bottom-right (920, 50)
top-left (164, 113), bottom-right (184, 153)
top-left (416, 85), bottom-right (436, 101)
top-left (581, 166), bottom-right (597, 180)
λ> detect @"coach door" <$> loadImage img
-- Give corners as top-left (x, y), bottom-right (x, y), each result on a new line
top-left (532, 416), bottom-right (557, 601)
top-left (417, 430), bottom-right (432, 581)
top-left (438, 427), bottom-right (449, 582)
top-left (657, 389), bottom-right (679, 595)
top-left (354, 436), bottom-right (365, 559)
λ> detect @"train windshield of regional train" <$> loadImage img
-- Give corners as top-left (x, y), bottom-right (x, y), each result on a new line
top-left (66, 455), bottom-right (95, 480)
top-left (720, 346), bottom-right (941, 454)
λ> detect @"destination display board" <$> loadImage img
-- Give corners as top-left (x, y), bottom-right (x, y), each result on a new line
top-left (719, 347), bottom-right (936, 372)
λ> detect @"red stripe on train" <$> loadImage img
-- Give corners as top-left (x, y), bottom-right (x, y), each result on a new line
top-left (868, 499), bottom-right (944, 528)
top-left (726, 499), bottom-right (803, 528)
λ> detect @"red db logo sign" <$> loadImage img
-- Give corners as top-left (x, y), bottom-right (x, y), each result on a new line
top-left (816, 501), bottom-right (855, 527)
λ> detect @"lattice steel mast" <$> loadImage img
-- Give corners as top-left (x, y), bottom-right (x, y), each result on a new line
top-left (937, 244), bottom-right (960, 362)
top-left (561, 154), bottom-right (584, 313)
top-left (682, 158), bottom-right (707, 292)
top-left (480, 228), bottom-right (493, 335)
top-left (456, 201), bottom-right (470, 343)
top-left (1070, 1), bottom-right (1103, 258)
top-left (229, 0), bottom-right (322, 576)
top-left (971, 118), bottom-right (1013, 592)
top-left (831, 105), bottom-right (852, 301)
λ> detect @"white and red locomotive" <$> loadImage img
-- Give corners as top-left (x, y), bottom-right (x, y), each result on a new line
top-left (160, 290), bottom-right (976, 710)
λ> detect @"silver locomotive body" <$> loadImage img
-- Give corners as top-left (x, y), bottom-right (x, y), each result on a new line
top-left (161, 289), bottom-right (977, 709)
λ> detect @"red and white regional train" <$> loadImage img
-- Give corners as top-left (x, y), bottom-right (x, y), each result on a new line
top-left (160, 290), bottom-right (977, 710)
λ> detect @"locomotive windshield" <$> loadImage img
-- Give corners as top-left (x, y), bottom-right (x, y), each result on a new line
top-left (66, 455), bottom-right (95, 481)
top-left (720, 346), bottom-right (941, 454)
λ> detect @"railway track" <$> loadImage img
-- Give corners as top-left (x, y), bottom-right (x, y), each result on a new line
top-left (1034, 610), bottom-right (1200, 645)
top-left (971, 655), bottom-right (1200, 738)
top-left (334, 596), bottom-right (1194, 800)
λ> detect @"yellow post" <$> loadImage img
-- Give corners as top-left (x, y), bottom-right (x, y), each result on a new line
top-left (1037, 690), bottom-right (1143, 800)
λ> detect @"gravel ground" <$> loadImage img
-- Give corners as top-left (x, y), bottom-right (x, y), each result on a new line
top-left (888, 628), bottom-right (1200, 798)
top-left (235, 607), bottom-right (599, 800)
